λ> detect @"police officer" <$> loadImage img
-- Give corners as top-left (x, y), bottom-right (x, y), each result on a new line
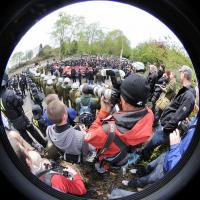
top-left (69, 82), bottom-right (81, 109)
top-left (56, 77), bottom-right (63, 100)
top-left (1, 73), bottom-right (46, 148)
top-left (46, 79), bottom-right (56, 96)
top-left (32, 87), bottom-right (44, 110)
top-left (61, 77), bottom-right (71, 107)
top-left (42, 76), bottom-right (49, 96)
top-left (51, 75), bottom-right (57, 92)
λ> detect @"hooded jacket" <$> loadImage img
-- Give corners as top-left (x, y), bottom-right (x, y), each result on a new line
top-left (84, 108), bottom-right (154, 162)
top-left (47, 124), bottom-right (84, 155)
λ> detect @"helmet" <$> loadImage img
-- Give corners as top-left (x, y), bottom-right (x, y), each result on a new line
top-left (31, 83), bottom-right (36, 88)
top-left (32, 104), bottom-right (42, 120)
top-left (64, 77), bottom-right (70, 83)
top-left (71, 82), bottom-right (79, 90)
top-left (58, 77), bottom-right (63, 83)
top-left (44, 76), bottom-right (49, 81)
top-left (51, 75), bottom-right (56, 80)
top-left (79, 113), bottom-right (95, 127)
top-left (31, 87), bottom-right (38, 94)
top-left (47, 79), bottom-right (53, 85)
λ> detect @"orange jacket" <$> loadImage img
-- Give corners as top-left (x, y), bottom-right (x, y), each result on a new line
top-left (84, 108), bottom-right (154, 161)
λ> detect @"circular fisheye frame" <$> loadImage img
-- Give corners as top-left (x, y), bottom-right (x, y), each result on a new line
top-left (0, 1), bottom-right (200, 200)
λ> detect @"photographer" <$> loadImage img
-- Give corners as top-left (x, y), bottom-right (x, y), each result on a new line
top-left (142, 65), bottom-right (196, 160)
top-left (84, 74), bottom-right (154, 172)
top-left (122, 115), bottom-right (197, 189)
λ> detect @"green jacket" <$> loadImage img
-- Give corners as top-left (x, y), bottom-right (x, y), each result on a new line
top-left (165, 77), bottom-right (177, 100)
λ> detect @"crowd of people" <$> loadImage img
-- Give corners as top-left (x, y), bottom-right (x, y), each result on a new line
top-left (0, 55), bottom-right (199, 197)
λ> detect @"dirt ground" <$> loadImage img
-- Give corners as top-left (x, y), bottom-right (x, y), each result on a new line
top-left (61, 161), bottom-right (139, 199)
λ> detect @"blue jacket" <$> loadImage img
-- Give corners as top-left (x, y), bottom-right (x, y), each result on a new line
top-left (42, 107), bottom-right (77, 126)
top-left (164, 116), bottom-right (197, 172)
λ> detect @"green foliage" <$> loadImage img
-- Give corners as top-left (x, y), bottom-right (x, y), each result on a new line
top-left (131, 39), bottom-right (192, 72)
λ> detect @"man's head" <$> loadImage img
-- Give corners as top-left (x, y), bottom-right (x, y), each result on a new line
top-left (179, 65), bottom-right (192, 83)
top-left (44, 94), bottom-right (59, 106)
top-left (120, 74), bottom-right (150, 111)
top-left (47, 100), bottom-right (67, 124)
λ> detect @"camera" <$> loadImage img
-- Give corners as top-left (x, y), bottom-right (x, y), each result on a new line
top-left (81, 69), bottom-right (122, 105)
top-left (178, 120), bottom-right (189, 136)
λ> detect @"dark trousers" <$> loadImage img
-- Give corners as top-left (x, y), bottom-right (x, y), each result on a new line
top-left (142, 128), bottom-right (169, 160)
top-left (18, 124), bottom-right (46, 147)
top-left (128, 153), bottom-right (166, 188)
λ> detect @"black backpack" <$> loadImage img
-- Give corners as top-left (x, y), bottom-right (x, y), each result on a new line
top-left (79, 98), bottom-right (95, 127)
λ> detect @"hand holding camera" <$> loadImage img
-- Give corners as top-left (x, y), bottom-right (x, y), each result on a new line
top-left (100, 96), bottom-right (113, 113)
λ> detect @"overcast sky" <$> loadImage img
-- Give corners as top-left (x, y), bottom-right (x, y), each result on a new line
top-left (8, 1), bottom-right (184, 66)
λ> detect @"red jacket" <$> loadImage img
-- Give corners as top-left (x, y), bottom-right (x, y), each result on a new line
top-left (84, 108), bottom-right (154, 162)
top-left (40, 174), bottom-right (86, 196)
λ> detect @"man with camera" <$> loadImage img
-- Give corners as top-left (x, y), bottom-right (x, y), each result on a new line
top-left (84, 74), bottom-right (154, 172)
top-left (142, 65), bottom-right (196, 160)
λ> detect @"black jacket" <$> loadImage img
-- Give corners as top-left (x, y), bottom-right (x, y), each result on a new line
top-left (160, 85), bottom-right (196, 133)
top-left (147, 72), bottom-right (158, 95)
top-left (1, 89), bottom-right (24, 120)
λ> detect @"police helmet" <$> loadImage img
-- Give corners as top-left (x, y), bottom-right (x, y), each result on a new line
top-left (64, 77), bottom-right (70, 83)
top-left (71, 82), bottom-right (79, 90)
top-left (31, 87), bottom-right (38, 94)
top-left (51, 75), bottom-right (56, 80)
top-left (31, 83), bottom-right (36, 88)
top-left (47, 79), bottom-right (53, 85)
top-left (58, 77), bottom-right (63, 83)
top-left (44, 76), bottom-right (49, 81)
top-left (32, 104), bottom-right (42, 120)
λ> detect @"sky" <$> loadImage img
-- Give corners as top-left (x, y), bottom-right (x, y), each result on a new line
top-left (8, 1), bottom-right (184, 67)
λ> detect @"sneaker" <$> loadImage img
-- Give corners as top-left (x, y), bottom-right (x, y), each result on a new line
top-left (130, 169), bottom-right (137, 174)
top-left (95, 162), bottom-right (106, 174)
top-left (122, 180), bottom-right (129, 186)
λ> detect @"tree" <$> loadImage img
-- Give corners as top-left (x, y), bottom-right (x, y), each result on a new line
top-left (10, 51), bottom-right (24, 67)
top-left (51, 12), bottom-right (86, 57)
top-left (131, 39), bottom-right (192, 71)
top-left (24, 50), bottom-right (33, 61)
top-left (104, 30), bottom-right (131, 57)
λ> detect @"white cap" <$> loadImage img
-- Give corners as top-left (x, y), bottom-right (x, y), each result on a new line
top-left (47, 79), bottom-right (53, 85)
top-left (44, 76), bottom-right (49, 81)
top-left (71, 82), bottom-right (79, 90)
top-left (58, 77), bottom-right (63, 83)
top-left (51, 75), bottom-right (56, 80)
top-left (64, 77), bottom-right (70, 83)
top-left (41, 74), bottom-right (45, 78)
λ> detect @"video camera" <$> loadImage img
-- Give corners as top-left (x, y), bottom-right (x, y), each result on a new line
top-left (82, 69), bottom-right (122, 105)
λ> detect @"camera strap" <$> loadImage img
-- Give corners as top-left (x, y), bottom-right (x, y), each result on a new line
top-left (98, 121), bottom-right (128, 166)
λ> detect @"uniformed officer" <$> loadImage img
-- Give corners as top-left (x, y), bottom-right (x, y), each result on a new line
top-left (61, 77), bottom-right (71, 107)
top-left (45, 79), bottom-right (56, 96)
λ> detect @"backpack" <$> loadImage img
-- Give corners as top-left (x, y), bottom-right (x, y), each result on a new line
top-left (79, 98), bottom-right (95, 127)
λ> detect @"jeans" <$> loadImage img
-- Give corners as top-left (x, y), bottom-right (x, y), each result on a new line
top-left (142, 127), bottom-right (169, 160)
top-left (128, 153), bottom-right (166, 188)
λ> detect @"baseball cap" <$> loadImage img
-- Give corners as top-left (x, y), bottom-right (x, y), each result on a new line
top-left (120, 74), bottom-right (150, 107)
top-left (179, 65), bottom-right (192, 79)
